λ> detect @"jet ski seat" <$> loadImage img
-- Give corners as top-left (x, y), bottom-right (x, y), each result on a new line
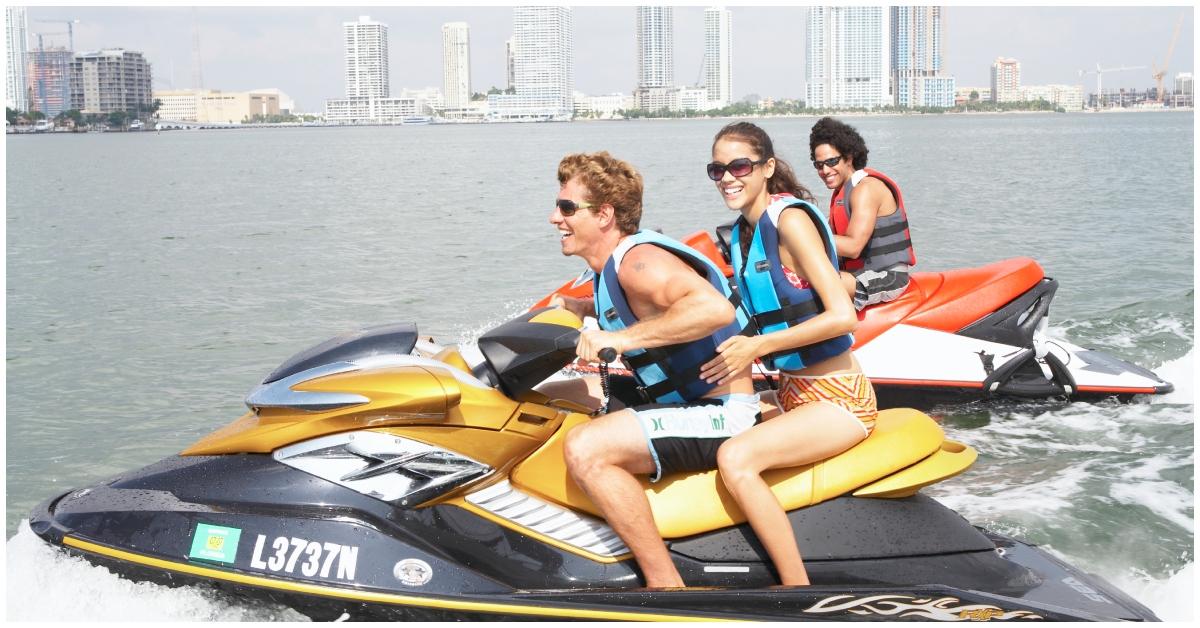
top-left (510, 408), bottom-right (976, 539)
top-left (853, 257), bottom-right (1046, 346)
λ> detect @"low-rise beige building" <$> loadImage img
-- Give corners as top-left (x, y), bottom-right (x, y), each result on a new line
top-left (153, 89), bottom-right (281, 123)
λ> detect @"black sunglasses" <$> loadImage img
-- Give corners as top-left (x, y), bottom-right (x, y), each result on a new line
top-left (706, 157), bottom-right (766, 181)
top-left (812, 155), bottom-right (844, 170)
top-left (555, 198), bottom-right (596, 216)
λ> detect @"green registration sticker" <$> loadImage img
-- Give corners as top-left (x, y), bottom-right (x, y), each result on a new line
top-left (188, 523), bottom-right (243, 564)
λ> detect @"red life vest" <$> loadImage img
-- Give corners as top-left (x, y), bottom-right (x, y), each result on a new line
top-left (829, 168), bottom-right (916, 272)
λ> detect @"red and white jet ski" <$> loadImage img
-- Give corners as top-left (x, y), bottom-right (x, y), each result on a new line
top-left (532, 226), bottom-right (1173, 409)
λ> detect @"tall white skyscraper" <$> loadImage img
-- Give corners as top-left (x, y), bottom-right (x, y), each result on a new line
top-left (891, 6), bottom-right (954, 108)
top-left (442, 22), bottom-right (471, 108)
top-left (6, 6), bottom-right (29, 111)
top-left (636, 6), bottom-right (673, 89)
top-left (507, 6), bottom-right (574, 117)
top-left (344, 15), bottom-right (389, 99)
top-left (703, 6), bottom-right (732, 108)
top-left (806, 6), bottom-right (890, 109)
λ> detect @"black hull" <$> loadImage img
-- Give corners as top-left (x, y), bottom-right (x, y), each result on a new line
top-left (29, 454), bottom-right (1159, 621)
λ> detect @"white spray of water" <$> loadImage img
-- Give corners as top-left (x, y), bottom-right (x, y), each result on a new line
top-left (1154, 348), bottom-right (1194, 405)
top-left (5, 521), bottom-right (309, 622)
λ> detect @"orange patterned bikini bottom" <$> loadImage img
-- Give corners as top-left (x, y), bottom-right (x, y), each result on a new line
top-left (776, 371), bottom-right (878, 436)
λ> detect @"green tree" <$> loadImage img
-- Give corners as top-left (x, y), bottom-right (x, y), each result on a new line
top-left (107, 110), bottom-right (129, 129)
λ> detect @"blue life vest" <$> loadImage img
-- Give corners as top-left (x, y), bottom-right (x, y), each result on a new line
top-left (594, 230), bottom-right (751, 404)
top-left (730, 195), bottom-right (854, 371)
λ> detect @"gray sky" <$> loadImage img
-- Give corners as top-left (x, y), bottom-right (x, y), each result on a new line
top-left (22, 4), bottom-right (1195, 112)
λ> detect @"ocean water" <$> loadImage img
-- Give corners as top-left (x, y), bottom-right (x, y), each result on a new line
top-left (5, 113), bottom-right (1193, 620)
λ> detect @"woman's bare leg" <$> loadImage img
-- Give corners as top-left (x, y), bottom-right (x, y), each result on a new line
top-left (717, 403), bottom-right (867, 585)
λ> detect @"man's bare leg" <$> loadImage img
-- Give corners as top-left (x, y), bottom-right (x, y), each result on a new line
top-left (563, 410), bottom-right (684, 588)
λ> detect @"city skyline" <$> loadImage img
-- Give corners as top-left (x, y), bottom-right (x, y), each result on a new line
top-left (13, 5), bottom-right (1196, 113)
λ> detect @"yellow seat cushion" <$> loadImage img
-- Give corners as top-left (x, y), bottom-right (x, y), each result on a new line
top-left (509, 408), bottom-right (945, 539)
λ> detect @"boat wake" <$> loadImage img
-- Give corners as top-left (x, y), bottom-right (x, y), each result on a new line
top-left (5, 520), bottom-right (309, 622)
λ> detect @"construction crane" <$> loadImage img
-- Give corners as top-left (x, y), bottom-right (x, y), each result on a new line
top-left (1151, 12), bottom-right (1186, 104)
top-left (33, 18), bottom-right (79, 51)
top-left (1078, 64), bottom-right (1147, 108)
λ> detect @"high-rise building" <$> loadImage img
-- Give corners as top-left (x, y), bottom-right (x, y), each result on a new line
top-left (703, 6), bottom-right (732, 109)
top-left (6, 6), bottom-right (29, 111)
top-left (636, 6), bottom-right (673, 89)
top-left (489, 6), bottom-right (574, 120)
top-left (990, 57), bottom-right (1020, 102)
top-left (891, 6), bottom-right (955, 108)
top-left (505, 37), bottom-right (515, 89)
top-left (442, 22), bottom-right (471, 109)
top-left (1173, 72), bottom-right (1192, 107)
top-left (327, 15), bottom-right (432, 123)
top-left (28, 47), bottom-right (73, 116)
top-left (69, 49), bottom-right (153, 115)
top-left (634, 6), bottom-right (673, 111)
top-left (344, 15), bottom-right (389, 99)
top-left (806, 6), bottom-right (890, 109)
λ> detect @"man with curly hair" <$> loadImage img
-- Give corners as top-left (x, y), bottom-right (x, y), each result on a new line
top-left (809, 117), bottom-right (916, 309)
top-left (546, 151), bottom-right (759, 588)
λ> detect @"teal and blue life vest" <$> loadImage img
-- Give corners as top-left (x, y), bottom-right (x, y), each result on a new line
top-left (730, 194), bottom-right (854, 371)
top-left (594, 230), bottom-right (751, 404)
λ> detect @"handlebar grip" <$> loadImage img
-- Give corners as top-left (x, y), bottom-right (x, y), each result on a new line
top-left (598, 347), bottom-right (618, 363)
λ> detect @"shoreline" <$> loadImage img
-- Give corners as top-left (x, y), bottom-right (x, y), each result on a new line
top-left (7, 106), bottom-right (1192, 134)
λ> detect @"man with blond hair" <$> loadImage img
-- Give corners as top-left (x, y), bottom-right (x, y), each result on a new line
top-left (547, 151), bottom-right (759, 588)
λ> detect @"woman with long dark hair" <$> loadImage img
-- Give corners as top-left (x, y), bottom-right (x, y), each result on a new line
top-left (701, 121), bottom-right (878, 586)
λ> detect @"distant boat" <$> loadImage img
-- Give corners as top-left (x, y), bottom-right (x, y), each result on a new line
top-left (129, 119), bottom-right (144, 131)
top-left (400, 115), bottom-right (432, 125)
top-left (33, 120), bottom-right (52, 133)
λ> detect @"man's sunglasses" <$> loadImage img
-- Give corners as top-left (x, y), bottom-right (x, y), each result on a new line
top-left (812, 155), bottom-right (844, 170)
top-left (555, 198), bottom-right (595, 216)
top-left (706, 157), bottom-right (766, 181)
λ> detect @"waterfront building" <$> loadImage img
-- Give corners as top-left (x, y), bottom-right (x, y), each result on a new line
top-left (442, 22), bottom-right (471, 109)
top-left (488, 6), bottom-right (574, 121)
top-left (326, 15), bottom-right (435, 123)
top-left (69, 48), bottom-right (153, 115)
top-left (954, 86), bottom-right (991, 105)
top-left (400, 86), bottom-right (443, 111)
top-left (703, 6), bottom-right (732, 109)
top-left (6, 6), bottom-right (29, 111)
top-left (891, 5), bottom-right (955, 108)
top-left (1019, 84), bottom-right (1083, 111)
top-left (344, 15), bottom-right (389, 99)
top-left (634, 6), bottom-right (673, 110)
top-left (325, 97), bottom-right (421, 123)
top-left (1173, 72), bottom-right (1192, 107)
top-left (573, 91), bottom-right (626, 119)
top-left (806, 6), bottom-right (890, 109)
top-left (28, 47), bottom-right (72, 116)
top-left (990, 57), bottom-right (1020, 103)
top-left (153, 88), bottom-right (280, 123)
top-left (250, 87), bottom-right (296, 114)
top-left (677, 85), bottom-right (709, 111)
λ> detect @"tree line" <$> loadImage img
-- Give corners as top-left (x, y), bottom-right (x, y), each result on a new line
top-left (7, 99), bottom-right (163, 131)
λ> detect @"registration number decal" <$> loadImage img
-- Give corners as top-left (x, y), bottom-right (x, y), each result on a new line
top-left (249, 534), bottom-right (359, 581)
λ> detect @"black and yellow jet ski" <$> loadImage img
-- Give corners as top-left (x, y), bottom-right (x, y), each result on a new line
top-left (29, 309), bottom-right (1158, 621)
